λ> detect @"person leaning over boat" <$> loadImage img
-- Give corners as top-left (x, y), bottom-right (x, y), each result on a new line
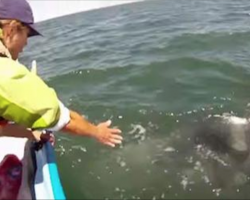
top-left (0, 0), bottom-right (123, 148)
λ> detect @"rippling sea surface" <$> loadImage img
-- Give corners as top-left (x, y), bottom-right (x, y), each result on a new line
top-left (21, 0), bottom-right (250, 199)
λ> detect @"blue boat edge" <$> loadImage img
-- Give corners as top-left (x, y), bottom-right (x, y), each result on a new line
top-left (44, 142), bottom-right (66, 200)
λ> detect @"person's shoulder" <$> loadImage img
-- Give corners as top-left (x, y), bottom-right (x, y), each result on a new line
top-left (0, 57), bottom-right (30, 78)
top-left (0, 57), bottom-right (29, 71)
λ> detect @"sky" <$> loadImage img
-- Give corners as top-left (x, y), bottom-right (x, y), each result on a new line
top-left (28, 0), bottom-right (139, 22)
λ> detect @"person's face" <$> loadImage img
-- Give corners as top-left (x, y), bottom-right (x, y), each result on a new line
top-left (2, 21), bottom-right (30, 60)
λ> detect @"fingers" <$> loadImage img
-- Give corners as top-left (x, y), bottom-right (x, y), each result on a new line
top-left (104, 133), bottom-right (123, 147)
top-left (105, 120), bottom-right (112, 127)
top-left (110, 128), bottom-right (122, 134)
top-left (111, 134), bottom-right (123, 141)
top-left (97, 120), bottom-right (123, 148)
top-left (99, 120), bottom-right (122, 133)
top-left (49, 134), bottom-right (55, 146)
top-left (104, 141), bottom-right (115, 148)
top-left (100, 133), bottom-right (123, 147)
top-left (110, 138), bottom-right (122, 144)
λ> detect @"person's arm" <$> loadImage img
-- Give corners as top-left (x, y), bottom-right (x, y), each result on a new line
top-left (62, 110), bottom-right (122, 147)
top-left (0, 58), bottom-right (122, 147)
top-left (0, 123), bottom-right (41, 141)
top-left (0, 124), bottom-right (55, 146)
top-left (43, 94), bottom-right (122, 147)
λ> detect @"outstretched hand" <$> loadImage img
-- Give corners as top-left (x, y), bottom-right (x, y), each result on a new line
top-left (95, 120), bottom-right (123, 147)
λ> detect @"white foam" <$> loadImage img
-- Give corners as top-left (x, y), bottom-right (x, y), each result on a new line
top-left (227, 116), bottom-right (248, 125)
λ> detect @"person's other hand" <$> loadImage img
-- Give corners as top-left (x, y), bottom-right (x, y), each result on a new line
top-left (33, 131), bottom-right (55, 146)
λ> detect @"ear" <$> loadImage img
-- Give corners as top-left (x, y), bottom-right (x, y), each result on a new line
top-left (3, 24), bottom-right (15, 40)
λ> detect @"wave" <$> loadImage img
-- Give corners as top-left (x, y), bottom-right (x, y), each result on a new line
top-left (48, 56), bottom-right (249, 84)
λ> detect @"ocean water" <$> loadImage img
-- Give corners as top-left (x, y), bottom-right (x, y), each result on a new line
top-left (21, 0), bottom-right (250, 199)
